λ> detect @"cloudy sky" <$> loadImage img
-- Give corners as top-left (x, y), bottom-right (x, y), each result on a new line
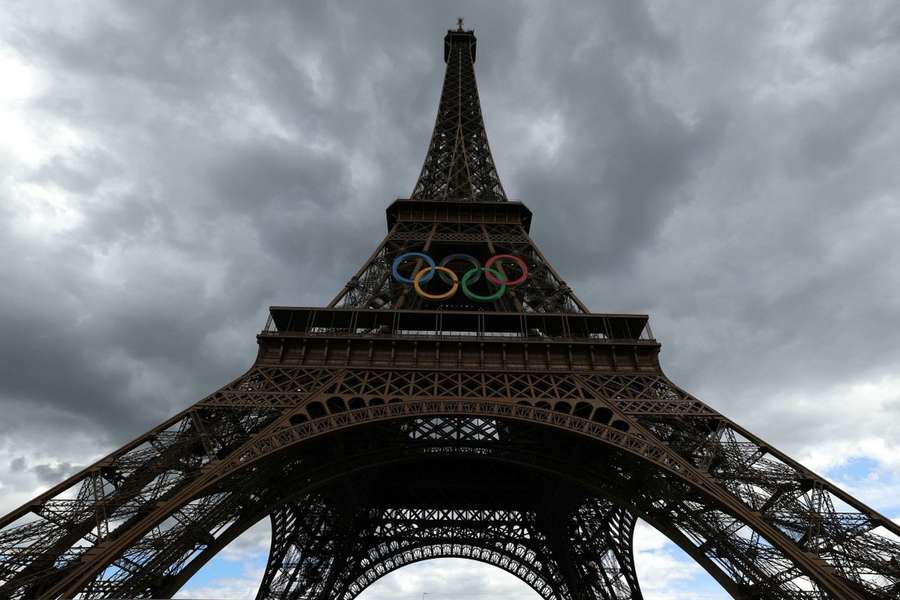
top-left (2, 1), bottom-right (899, 598)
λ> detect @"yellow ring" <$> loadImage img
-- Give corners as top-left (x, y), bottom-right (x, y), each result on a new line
top-left (413, 266), bottom-right (458, 300)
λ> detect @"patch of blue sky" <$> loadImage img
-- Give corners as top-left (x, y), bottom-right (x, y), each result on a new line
top-left (825, 457), bottom-right (882, 480)
top-left (175, 551), bottom-right (267, 598)
top-left (822, 457), bottom-right (900, 517)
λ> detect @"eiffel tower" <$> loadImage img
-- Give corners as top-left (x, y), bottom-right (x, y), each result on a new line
top-left (1, 22), bottom-right (899, 600)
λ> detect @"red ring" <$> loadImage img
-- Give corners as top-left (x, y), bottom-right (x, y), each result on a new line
top-left (484, 254), bottom-right (528, 287)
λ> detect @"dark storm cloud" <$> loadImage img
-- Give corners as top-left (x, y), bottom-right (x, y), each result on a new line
top-left (6, 456), bottom-right (79, 486)
top-left (483, 4), bottom-right (900, 457)
top-left (1, 0), bottom-right (900, 522)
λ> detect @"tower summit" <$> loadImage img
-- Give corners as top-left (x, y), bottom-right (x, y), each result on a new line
top-left (1, 24), bottom-right (899, 600)
top-left (412, 24), bottom-right (506, 203)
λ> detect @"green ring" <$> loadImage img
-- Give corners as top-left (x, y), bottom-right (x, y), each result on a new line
top-left (461, 267), bottom-right (507, 302)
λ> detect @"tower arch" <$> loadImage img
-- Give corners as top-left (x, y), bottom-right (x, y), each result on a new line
top-left (14, 404), bottom-right (874, 599)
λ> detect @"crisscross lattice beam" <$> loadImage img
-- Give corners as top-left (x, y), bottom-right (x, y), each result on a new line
top-left (411, 27), bottom-right (507, 202)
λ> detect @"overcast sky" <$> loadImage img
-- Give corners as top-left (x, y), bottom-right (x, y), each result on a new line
top-left (2, 1), bottom-right (900, 598)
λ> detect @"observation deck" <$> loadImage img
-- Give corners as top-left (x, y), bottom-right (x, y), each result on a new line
top-left (258, 307), bottom-right (660, 372)
top-left (386, 199), bottom-right (532, 231)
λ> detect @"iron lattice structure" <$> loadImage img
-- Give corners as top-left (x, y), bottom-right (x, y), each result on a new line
top-left (1, 24), bottom-right (899, 600)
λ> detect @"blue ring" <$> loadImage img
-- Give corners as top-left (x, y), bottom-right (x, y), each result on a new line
top-left (392, 252), bottom-right (436, 284)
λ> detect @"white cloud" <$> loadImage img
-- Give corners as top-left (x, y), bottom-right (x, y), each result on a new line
top-left (633, 521), bottom-right (728, 600)
top-left (217, 519), bottom-right (271, 562)
top-left (175, 564), bottom-right (265, 600)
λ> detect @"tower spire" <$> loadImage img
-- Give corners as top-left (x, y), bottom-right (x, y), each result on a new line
top-left (411, 25), bottom-right (507, 202)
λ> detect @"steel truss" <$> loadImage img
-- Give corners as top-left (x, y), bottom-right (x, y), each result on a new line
top-left (330, 219), bottom-right (586, 313)
top-left (1, 365), bottom-right (898, 598)
top-left (257, 480), bottom-right (640, 599)
top-left (411, 25), bottom-right (506, 203)
top-left (2, 22), bottom-right (899, 600)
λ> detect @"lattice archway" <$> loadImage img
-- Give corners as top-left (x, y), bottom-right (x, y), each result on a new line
top-left (338, 546), bottom-right (558, 599)
top-left (257, 496), bottom-right (641, 600)
top-left (338, 505), bottom-right (642, 600)
top-left (44, 401), bottom-right (862, 600)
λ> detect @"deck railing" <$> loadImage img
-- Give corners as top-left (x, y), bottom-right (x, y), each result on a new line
top-left (262, 307), bottom-right (654, 343)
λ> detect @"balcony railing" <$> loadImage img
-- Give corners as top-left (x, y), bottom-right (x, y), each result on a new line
top-left (262, 307), bottom-right (654, 343)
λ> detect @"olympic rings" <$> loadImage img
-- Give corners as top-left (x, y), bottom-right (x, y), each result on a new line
top-left (391, 252), bottom-right (528, 302)
top-left (392, 252), bottom-right (435, 284)
top-left (485, 254), bottom-right (528, 286)
top-left (462, 267), bottom-right (506, 302)
top-left (439, 253), bottom-right (482, 285)
top-left (414, 266), bottom-right (458, 301)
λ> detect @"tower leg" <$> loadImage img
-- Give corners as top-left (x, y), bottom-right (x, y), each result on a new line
top-left (565, 499), bottom-right (642, 600)
top-left (256, 495), bottom-right (356, 600)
